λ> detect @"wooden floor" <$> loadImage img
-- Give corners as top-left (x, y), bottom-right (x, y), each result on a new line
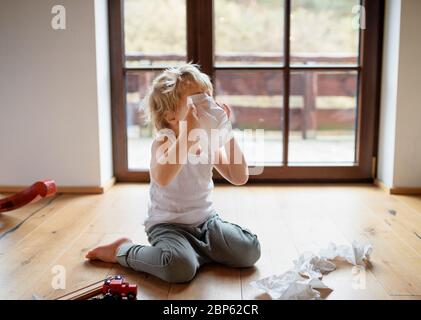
top-left (1, 183), bottom-right (420, 300)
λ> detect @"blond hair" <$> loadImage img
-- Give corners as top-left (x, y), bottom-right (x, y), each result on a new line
top-left (143, 64), bottom-right (213, 130)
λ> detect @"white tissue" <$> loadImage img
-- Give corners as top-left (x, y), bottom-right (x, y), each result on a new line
top-left (251, 241), bottom-right (373, 300)
top-left (188, 93), bottom-right (232, 148)
top-left (319, 241), bottom-right (373, 266)
top-left (292, 252), bottom-right (336, 278)
top-left (250, 270), bottom-right (329, 300)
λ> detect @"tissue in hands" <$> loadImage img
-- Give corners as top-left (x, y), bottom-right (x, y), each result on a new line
top-left (188, 93), bottom-right (233, 149)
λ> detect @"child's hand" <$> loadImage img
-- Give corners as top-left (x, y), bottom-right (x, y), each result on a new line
top-left (217, 102), bottom-right (233, 122)
top-left (217, 102), bottom-right (236, 126)
top-left (183, 102), bottom-right (200, 134)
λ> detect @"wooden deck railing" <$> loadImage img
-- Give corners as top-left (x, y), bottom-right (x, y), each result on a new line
top-left (126, 54), bottom-right (358, 137)
top-left (125, 52), bottom-right (357, 65)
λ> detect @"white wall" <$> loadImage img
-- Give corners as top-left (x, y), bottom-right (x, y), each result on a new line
top-left (377, 0), bottom-right (401, 187)
top-left (392, 0), bottom-right (421, 187)
top-left (378, 0), bottom-right (421, 188)
top-left (94, 0), bottom-right (113, 186)
top-left (0, 0), bottom-right (113, 188)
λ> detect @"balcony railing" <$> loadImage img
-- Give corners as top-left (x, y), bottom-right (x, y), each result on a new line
top-left (126, 52), bottom-right (357, 65)
top-left (125, 53), bottom-right (357, 139)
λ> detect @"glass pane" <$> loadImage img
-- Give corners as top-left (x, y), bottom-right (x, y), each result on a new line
top-left (288, 71), bottom-right (358, 164)
top-left (215, 70), bottom-right (284, 165)
top-left (124, 0), bottom-right (187, 67)
top-left (126, 71), bottom-right (159, 170)
top-left (215, 0), bottom-right (284, 66)
top-left (291, 0), bottom-right (360, 65)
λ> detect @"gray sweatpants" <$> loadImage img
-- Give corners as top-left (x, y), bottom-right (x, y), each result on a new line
top-left (116, 214), bottom-right (261, 283)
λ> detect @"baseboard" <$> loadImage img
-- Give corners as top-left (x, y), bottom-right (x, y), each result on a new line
top-left (375, 179), bottom-right (421, 195)
top-left (374, 179), bottom-right (390, 193)
top-left (101, 177), bottom-right (116, 193)
top-left (390, 187), bottom-right (421, 195)
top-left (0, 177), bottom-right (116, 195)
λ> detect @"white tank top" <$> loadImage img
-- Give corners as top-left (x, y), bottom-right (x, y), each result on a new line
top-left (144, 155), bottom-right (216, 231)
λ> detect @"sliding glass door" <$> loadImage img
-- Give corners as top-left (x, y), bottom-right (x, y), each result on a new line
top-left (109, 0), bottom-right (383, 182)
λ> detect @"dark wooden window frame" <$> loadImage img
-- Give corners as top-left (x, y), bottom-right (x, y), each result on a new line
top-left (109, 0), bottom-right (384, 183)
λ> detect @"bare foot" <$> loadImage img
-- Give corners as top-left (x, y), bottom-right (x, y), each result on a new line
top-left (85, 237), bottom-right (132, 263)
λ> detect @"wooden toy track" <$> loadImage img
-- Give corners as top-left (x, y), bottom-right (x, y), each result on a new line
top-left (55, 276), bottom-right (138, 300)
top-left (55, 279), bottom-right (105, 300)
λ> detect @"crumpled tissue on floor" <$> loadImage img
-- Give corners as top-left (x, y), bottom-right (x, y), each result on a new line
top-left (250, 270), bottom-right (329, 300)
top-left (250, 241), bottom-right (373, 300)
top-left (292, 252), bottom-right (337, 278)
top-left (319, 241), bottom-right (373, 266)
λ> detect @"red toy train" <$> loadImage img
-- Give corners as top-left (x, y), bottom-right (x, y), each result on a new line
top-left (102, 275), bottom-right (137, 300)
top-left (56, 275), bottom-right (138, 300)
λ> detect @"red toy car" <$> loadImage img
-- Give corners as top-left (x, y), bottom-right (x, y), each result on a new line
top-left (102, 275), bottom-right (137, 300)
